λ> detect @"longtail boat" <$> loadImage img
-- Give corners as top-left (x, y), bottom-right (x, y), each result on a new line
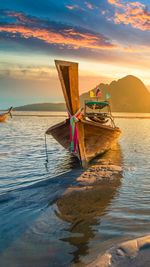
top-left (46, 60), bottom-right (121, 167)
top-left (0, 107), bottom-right (13, 122)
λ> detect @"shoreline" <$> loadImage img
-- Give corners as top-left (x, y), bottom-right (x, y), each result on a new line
top-left (11, 114), bottom-right (150, 119)
top-left (12, 114), bottom-right (67, 117)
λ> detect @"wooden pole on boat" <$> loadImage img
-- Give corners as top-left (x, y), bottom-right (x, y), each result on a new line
top-left (55, 60), bottom-right (80, 115)
top-left (55, 60), bottom-right (87, 167)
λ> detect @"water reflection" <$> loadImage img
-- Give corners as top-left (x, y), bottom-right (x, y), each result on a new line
top-left (1, 115), bottom-right (150, 267)
top-left (45, 149), bottom-right (81, 174)
top-left (56, 144), bottom-right (123, 264)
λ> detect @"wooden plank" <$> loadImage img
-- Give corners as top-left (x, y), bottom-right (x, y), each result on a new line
top-left (83, 121), bottom-right (121, 162)
top-left (55, 60), bottom-right (80, 115)
top-left (55, 60), bottom-right (85, 165)
top-left (68, 62), bottom-right (80, 114)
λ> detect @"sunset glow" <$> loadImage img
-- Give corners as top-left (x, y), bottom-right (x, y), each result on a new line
top-left (0, 0), bottom-right (150, 108)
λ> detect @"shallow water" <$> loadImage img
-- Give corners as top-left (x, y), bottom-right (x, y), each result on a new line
top-left (0, 112), bottom-right (150, 266)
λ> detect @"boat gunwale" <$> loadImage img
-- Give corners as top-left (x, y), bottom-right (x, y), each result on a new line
top-left (46, 117), bottom-right (121, 135)
top-left (46, 119), bottom-right (69, 133)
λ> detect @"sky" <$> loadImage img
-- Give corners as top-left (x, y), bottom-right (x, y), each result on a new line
top-left (0, 0), bottom-right (150, 108)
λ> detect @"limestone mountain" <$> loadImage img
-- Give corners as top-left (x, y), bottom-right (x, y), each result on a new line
top-left (80, 75), bottom-right (150, 113)
top-left (15, 76), bottom-right (150, 113)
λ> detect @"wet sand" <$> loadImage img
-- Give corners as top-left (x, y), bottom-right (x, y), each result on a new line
top-left (56, 145), bottom-right (123, 264)
top-left (87, 235), bottom-right (150, 267)
top-left (57, 148), bottom-right (123, 224)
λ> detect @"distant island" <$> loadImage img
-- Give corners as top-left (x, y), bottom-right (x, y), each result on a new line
top-left (14, 102), bottom-right (66, 111)
top-left (15, 75), bottom-right (150, 113)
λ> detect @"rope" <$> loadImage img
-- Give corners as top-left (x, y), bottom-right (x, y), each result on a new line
top-left (44, 133), bottom-right (48, 163)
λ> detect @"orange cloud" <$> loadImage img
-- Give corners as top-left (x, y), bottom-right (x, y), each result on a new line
top-left (107, 0), bottom-right (123, 8)
top-left (108, 0), bottom-right (150, 31)
top-left (0, 24), bottom-right (115, 50)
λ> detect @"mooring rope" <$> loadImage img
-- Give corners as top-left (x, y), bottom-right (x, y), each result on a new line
top-left (44, 133), bottom-right (48, 163)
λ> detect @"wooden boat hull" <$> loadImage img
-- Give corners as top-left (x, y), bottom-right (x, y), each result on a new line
top-left (0, 113), bottom-right (10, 122)
top-left (46, 119), bottom-right (121, 166)
top-left (0, 107), bottom-right (13, 122)
top-left (46, 60), bottom-right (121, 167)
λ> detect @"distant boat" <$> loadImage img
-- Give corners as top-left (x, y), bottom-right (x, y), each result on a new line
top-left (0, 107), bottom-right (13, 122)
top-left (46, 60), bottom-right (121, 167)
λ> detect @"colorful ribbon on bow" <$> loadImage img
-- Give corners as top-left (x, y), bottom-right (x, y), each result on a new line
top-left (68, 108), bottom-right (82, 153)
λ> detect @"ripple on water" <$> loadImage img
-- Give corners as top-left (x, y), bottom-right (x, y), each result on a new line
top-left (0, 114), bottom-right (150, 266)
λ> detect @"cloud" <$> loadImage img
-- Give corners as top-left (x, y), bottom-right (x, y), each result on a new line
top-left (108, 0), bottom-right (150, 31)
top-left (65, 4), bottom-right (84, 11)
top-left (0, 10), bottom-right (115, 51)
top-left (0, 62), bottom-right (55, 82)
top-left (66, 5), bottom-right (78, 10)
top-left (108, 0), bottom-right (123, 8)
top-left (85, 2), bottom-right (94, 10)
top-left (3, 10), bottom-right (36, 24)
